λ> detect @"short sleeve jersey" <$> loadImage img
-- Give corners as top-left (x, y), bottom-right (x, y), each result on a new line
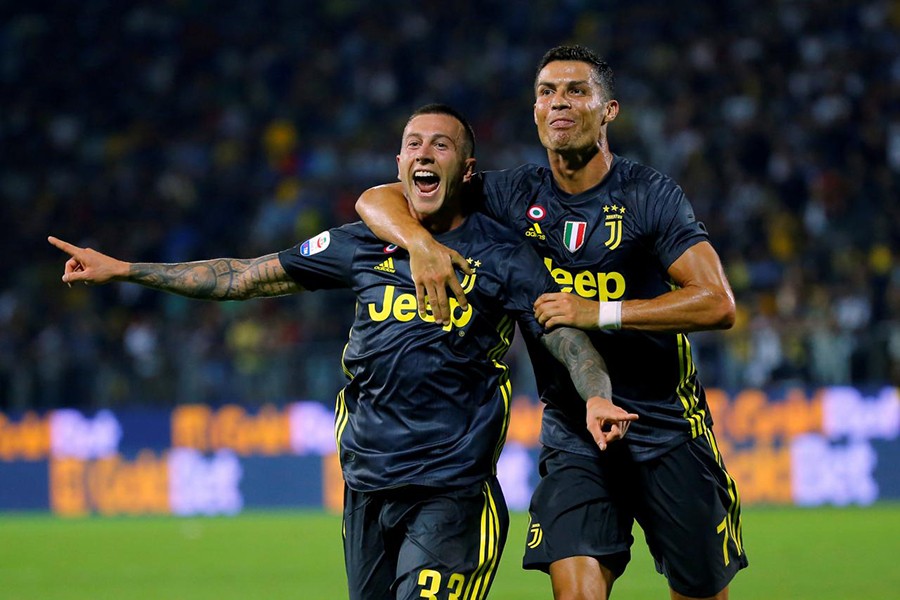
top-left (475, 156), bottom-right (712, 461)
top-left (278, 214), bottom-right (558, 492)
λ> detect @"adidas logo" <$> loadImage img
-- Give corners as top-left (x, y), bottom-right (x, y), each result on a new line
top-left (525, 223), bottom-right (546, 241)
top-left (374, 258), bottom-right (396, 273)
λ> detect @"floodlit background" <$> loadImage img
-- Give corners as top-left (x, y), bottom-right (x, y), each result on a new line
top-left (6, 0), bottom-right (899, 409)
top-left (1, 1), bottom-right (899, 598)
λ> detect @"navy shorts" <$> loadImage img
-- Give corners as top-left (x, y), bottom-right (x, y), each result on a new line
top-left (343, 477), bottom-right (508, 600)
top-left (523, 433), bottom-right (748, 597)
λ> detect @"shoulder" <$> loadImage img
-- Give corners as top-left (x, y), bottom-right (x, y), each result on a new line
top-left (464, 213), bottom-right (546, 269)
top-left (332, 220), bottom-right (375, 239)
top-left (614, 156), bottom-right (681, 197)
top-left (317, 221), bottom-right (386, 248)
top-left (479, 163), bottom-right (552, 189)
top-left (287, 221), bottom-right (378, 259)
top-left (466, 212), bottom-right (522, 244)
top-left (448, 213), bottom-right (538, 260)
top-left (476, 165), bottom-right (555, 219)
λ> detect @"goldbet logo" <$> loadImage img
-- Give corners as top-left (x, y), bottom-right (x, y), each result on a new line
top-left (543, 257), bottom-right (625, 301)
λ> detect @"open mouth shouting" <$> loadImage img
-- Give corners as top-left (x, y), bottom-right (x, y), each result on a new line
top-left (413, 170), bottom-right (441, 196)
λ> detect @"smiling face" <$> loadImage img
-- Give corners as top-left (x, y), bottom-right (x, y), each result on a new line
top-left (397, 112), bottom-right (475, 226)
top-left (533, 60), bottom-right (616, 153)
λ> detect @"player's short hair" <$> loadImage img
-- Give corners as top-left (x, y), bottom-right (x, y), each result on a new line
top-left (535, 45), bottom-right (616, 100)
top-left (407, 103), bottom-right (476, 159)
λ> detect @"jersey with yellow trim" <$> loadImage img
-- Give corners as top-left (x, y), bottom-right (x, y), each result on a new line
top-left (278, 215), bottom-right (557, 492)
top-left (475, 155), bottom-right (712, 462)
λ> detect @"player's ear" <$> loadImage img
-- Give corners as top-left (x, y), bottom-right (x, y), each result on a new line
top-left (462, 157), bottom-right (476, 182)
top-left (396, 154), bottom-right (402, 180)
top-left (603, 100), bottom-right (619, 124)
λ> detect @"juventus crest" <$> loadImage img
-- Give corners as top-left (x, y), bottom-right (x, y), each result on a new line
top-left (603, 204), bottom-right (625, 250)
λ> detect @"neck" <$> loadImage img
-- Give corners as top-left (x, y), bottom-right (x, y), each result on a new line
top-left (546, 140), bottom-right (614, 195)
top-left (420, 212), bottom-right (465, 234)
top-left (411, 199), bottom-right (467, 234)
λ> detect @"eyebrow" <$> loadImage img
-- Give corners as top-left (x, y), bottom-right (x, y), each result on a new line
top-left (404, 132), bottom-right (456, 145)
top-left (537, 79), bottom-right (591, 88)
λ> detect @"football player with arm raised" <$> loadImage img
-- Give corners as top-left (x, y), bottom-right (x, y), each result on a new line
top-left (51, 103), bottom-right (635, 600)
top-left (356, 47), bottom-right (745, 600)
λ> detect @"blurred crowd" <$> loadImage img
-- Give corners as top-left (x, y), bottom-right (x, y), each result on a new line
top-left (2, 0), bottom-right (899, 411)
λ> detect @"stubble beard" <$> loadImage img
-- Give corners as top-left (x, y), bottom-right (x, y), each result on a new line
top-left (543, 129), bottom-right (580, 154)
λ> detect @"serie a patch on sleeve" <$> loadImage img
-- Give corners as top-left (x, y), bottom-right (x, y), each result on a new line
top-left (300, 231), bottom-right (331, 256)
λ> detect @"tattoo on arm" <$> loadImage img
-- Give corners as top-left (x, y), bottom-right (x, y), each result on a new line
top-left (128, 253), bottom-right (302, 300)
top-left (541, 327), bottom-right (612, 401)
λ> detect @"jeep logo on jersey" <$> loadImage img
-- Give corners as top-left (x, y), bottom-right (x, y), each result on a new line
top-left (563, 221), bottom-right (587, 253)
top-left (543, 257), bottom-right (625, 301)
top-left (368, 259), bottom-right (478, 331)
top-left (603, 205), bottom-right (625, 250)
top-left (367, 285), bottom-right (473, 331)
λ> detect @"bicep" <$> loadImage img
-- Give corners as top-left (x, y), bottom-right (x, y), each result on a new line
top-left (667, 241), bottom-right (732, 294)
top-left (238, 254), bottom-right (303, 297)
top-left (355, 183), bottom-right (414, 242)
top-left (358, 182), bottom-right (406, 207)
top-left (665, 241), bottom-right (736, 329)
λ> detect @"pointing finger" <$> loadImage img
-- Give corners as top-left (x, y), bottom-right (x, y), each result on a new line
top-left (48, 236), bottom-right (80, 256)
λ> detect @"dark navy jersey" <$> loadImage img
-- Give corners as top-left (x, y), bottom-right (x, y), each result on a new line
top-left (474, 155), bottom-right (712, 461)
top-left (278, 214), bottom-right (558, 492)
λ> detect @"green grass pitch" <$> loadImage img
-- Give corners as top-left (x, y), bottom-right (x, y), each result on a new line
top-left (1, 505), bottom-right (898, 599)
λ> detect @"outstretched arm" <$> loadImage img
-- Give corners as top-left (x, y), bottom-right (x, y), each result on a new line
top-left (540, 326), bottom-right (638, 450)
top-left (356, 183), bottom-right (472, 324)
top-left (48, 236), bottom-right (301, 300)
top-left (534, 241), bottom-right (735, 332)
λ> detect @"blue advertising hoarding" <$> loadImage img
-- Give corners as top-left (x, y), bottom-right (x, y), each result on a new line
top-left (1, 387), bottom-right (898, 516)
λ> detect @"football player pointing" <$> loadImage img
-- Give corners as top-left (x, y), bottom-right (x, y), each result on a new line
top-left (51, 103), bottom-right (635, 600)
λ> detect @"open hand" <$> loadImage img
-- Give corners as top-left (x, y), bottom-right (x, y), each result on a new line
top-left (409, 237), bottom-right (472, 324)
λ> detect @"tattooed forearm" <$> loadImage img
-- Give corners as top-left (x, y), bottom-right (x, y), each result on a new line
top-left (541, 327), bottom-right (612, 401)
top-left (128, 254), bottom-right (301, 300)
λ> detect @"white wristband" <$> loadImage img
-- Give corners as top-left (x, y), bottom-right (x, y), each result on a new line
top-left (597, 301), bottom-right (622, 330)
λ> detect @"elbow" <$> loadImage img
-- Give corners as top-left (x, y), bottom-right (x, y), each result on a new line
top-left (354, 190), bottom-right (372, 219)
top-left (708, 291), bottom-right (736, 330)
top-left (355, 184), bottom-right (388, 219)
top-left (686, 287), bottom-right (735, 331)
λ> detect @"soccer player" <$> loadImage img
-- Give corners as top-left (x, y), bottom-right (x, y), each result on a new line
top-left (49, 103), bottom-right (637, 600)
top-left (355, 48), bottom-right (747, 599)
